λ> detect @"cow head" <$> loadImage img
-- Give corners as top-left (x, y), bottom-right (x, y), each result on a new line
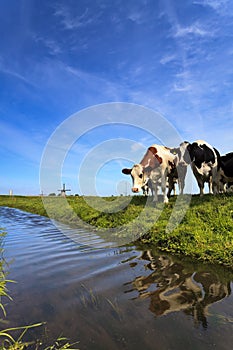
top-left (122, 146), bottom-right (162, 193)
top-left (171, 141), bottom-right (191, 166)
top-left (122, 164), bottom-right (148, 193)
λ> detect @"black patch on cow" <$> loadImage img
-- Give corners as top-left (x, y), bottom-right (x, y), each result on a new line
top-left (186, 143), bottom-right (194, 161)
top-left (170, 147), bottom-right (181, 158)
top-left (220, 152), bottom-right (233, 177)
top-left (188, 142), bottom-right (216, 169)
top-left (183, 147), bottom-right (191, 164)
top-left (168, 160), bottom-right (176, 169)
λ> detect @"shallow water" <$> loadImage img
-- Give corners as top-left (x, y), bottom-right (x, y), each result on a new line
top-left (0, 206), bottom-right (233, 349)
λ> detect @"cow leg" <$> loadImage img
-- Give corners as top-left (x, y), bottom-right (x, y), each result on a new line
top-left (167, 174), bottom-right (174, 198)
top-left (179, 179), bottom-right (183, 194)
top-left (161, 170), bottom-right (169, 203)
top-left (211, 167), bottom-right (219, 194)
top-left (177, 177), bottom-right (184, 195)
top-left (178, 166), bottom-right (187, 195)
top-left (142, 184), bottom-right (149, 196)
top-left (152, 182), bottom-right (158, 202)
top-left (173, 185), bottom-right (176, 196)
top-left (150, 182), bottom-right (154, 198)
top-left (198, 180), bottom-right (204, 196)
top-left (208, 181), bottom-right (213, 194)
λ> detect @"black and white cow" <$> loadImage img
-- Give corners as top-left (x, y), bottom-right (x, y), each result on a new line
top-left (218, 152), bottom-right (233, 192)
top-left (186, 140), bottom-right (220, 196)
top-left (142, 177), bottom-right (154, 197)
top-left (122, 144), bottom-right (178, 203)
top-left (168, 141), bottom-right (190, 197)
top-left (226, 182), bottom-right (233, 192)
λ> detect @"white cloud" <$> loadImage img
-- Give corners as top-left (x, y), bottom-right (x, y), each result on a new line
top-left (130, 142), bottom-right (145, 152)
top-left (174, 23), bottom-right (212, 37)
top-left (160, 54), bottom-right (177, 65)
top-left (54, 4), bottom-right (100, 30)
top-left (33, 35), bottom-right (62, 55)
top-left (64, 64), bottom-right (123, 101)
top-left (193, 0), bottom-right (229, 11)
top-left (173, 83), bottom-right (192, 92)
top-left (128, 11), bottom-right (144, 24)
top-left (0, 61), bottom-right (36, 87)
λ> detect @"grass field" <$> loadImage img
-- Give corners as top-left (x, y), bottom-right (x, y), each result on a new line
top-left (0, 194), bottom-right (233, 268)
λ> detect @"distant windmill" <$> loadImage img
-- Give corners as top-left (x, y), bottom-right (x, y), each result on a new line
top-left (58, 183), bottom-right (71, 197)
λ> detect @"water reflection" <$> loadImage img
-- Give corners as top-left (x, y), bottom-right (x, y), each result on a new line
top-left (125, 249), bottom-right (231, 328)
top-left (1, 207), bottom-right (233, 349)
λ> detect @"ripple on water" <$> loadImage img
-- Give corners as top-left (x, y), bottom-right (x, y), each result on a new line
top-left (1, 206), bottom-right (233, 350)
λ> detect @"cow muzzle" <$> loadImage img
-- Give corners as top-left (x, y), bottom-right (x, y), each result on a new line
top-left (132, 187), bottom-right (139, 193)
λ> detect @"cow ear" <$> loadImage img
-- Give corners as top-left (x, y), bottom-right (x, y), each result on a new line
top-left (122, 168), bottom-right (132, 175)
top-left (170, 148), bottom-right (178, 155)
top-left (148, 146), bottom-right (157, 156)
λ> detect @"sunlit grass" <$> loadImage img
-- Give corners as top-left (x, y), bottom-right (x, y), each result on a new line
top-left (0, 322), bottom-right (79, 349)
top-left (0, 194), bottom-right (233, 267)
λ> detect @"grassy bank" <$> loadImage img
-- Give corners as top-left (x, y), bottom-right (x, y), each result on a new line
top-left (0, 194), bottom-right (233, 268)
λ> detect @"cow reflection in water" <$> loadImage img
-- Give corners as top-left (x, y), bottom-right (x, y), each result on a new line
top-left (125, 251), bottom-right (231, 328)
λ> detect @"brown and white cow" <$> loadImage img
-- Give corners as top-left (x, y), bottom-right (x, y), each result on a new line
top-left (122, 144), bottom-right (178, 203)
top-left (144, 141), bottom-right (190, 200)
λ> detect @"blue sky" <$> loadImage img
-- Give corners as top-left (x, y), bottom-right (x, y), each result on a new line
top-left (1, 0), bottom-right (233, 196)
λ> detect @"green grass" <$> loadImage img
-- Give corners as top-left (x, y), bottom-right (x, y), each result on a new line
top-left (0, 194), bottom-right (233, 268)
top-left (0, 228), bottom-right (10, 319)
top-left (0, 322), bottom-right (79, 349)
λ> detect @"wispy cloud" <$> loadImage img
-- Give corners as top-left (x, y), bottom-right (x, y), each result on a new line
top-left (0, 121), bottom-right (43, 164)
top-left (160, 54), bottom-right (177, 65)
top-left (127, 11), bottom-right (145, 24)
top-left (174, 22), bottom-right (213, 38)
top-left (33, 35), bottom-right (62, 55)
top-left (173, 83), bottom-right (192, 92)
top-left (0, 60), bottom-right (36, 87)
top-left (64, 64), bottom-right (123, 101)
top-left (130, 142), bottom-right (145, 152)
top-left (193, 0), bottom-right (229, 11)
top-left (54, 4), bottom-right (100, 30)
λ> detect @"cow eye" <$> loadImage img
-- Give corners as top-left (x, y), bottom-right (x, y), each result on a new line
top-left (139, 174), bottom-right (143, 179)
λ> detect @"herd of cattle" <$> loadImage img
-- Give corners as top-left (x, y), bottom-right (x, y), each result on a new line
top-left (122, 140), bottom-right (233, 203)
